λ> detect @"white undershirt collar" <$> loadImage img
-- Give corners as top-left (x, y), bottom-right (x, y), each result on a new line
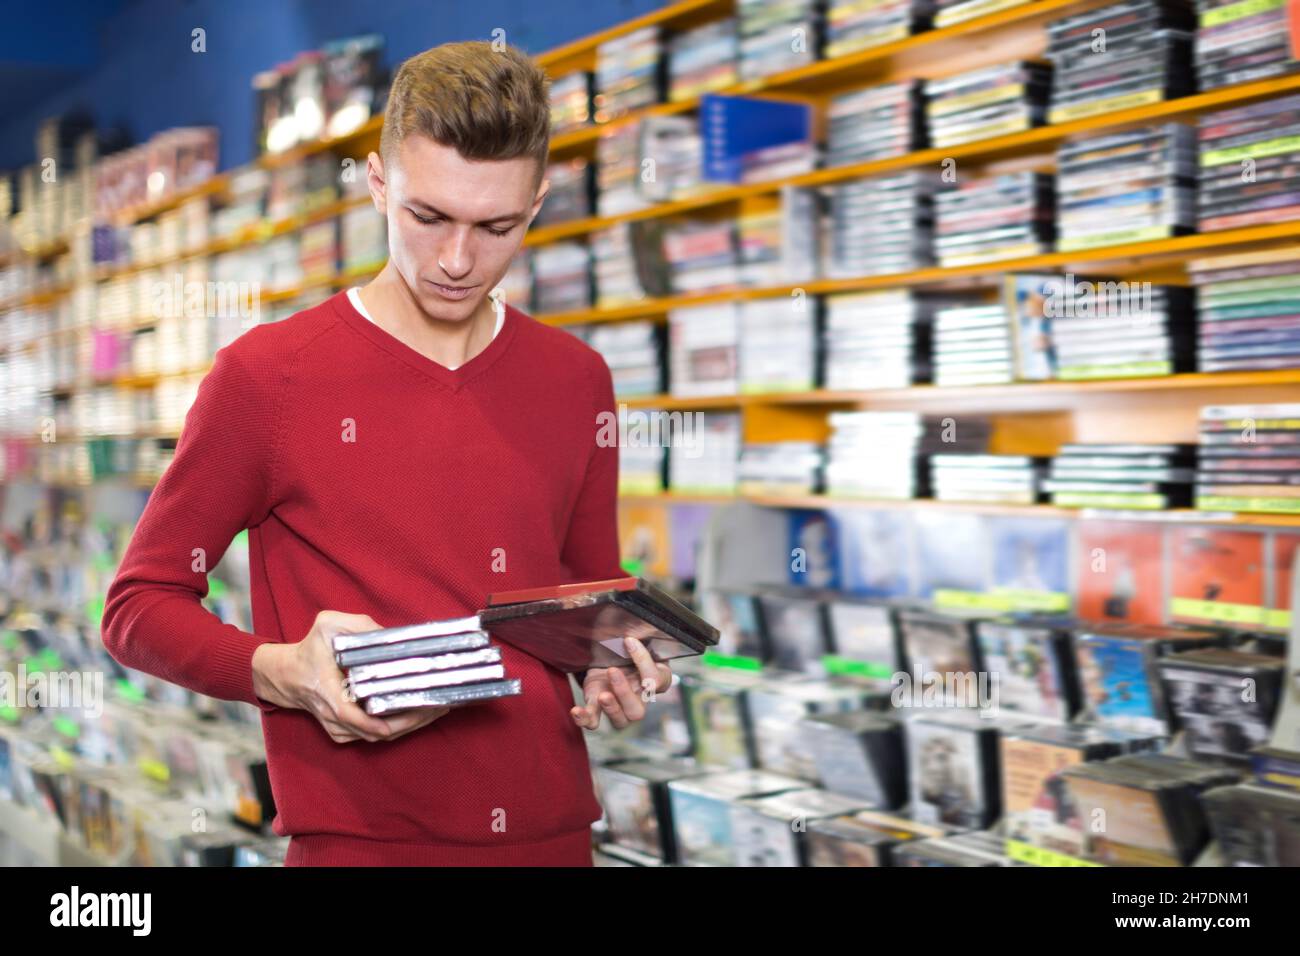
top-left (347, 286), bottom-right (505, 371)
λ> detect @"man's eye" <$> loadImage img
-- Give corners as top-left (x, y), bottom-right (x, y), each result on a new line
top-left (484, 225), bottom-right (512, 237)
top-left (411, 211), bottom-right (440, 225)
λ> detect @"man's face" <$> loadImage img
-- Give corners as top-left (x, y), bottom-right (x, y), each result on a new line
top-left (369, 134), bottom-right (548, 321)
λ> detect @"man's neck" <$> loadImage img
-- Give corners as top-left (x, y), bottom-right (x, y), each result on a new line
top-left (357, 263), bottom-right (498, 369)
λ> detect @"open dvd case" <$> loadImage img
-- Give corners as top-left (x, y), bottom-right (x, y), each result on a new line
top-left (330, 576), bottom-right (720, 714)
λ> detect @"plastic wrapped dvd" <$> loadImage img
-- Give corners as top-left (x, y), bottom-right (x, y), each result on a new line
top-left (907, 710), bottom-right (1002, 828)
top-left (681, 667), bottom-right (762, 769)
top-left (362, 678), bottom-right (523, 716)
top-left (804, 709), bottom-right (907, 807)
top-left (743, 673), bottom-right (866, 780)
top-left (667, 768), bottom-right (806, 866)
top-left (730, 788), bottom-right (872, 866)
top-left (1157, 647), bottom-right (1283, 763)
top-left (592, 757), bottom-right (707, 863)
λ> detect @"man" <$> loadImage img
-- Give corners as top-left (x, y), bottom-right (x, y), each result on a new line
top-left (101, 40), bottom-right (670, 866)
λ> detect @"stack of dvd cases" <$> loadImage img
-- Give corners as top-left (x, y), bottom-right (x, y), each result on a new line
top-left (1055, 123), bottom-right (1198, 251)
top-left (737, 185), bottom-right (820, 285)
top-left (737, 0), bottom-right (821, 80)
top-left (1158, 647), bottom-right (1283, 763)
top-left (1000, 723), bottom-right (1161, 857)
top-left (1060, 752), bottom-right (1238, 865)
top-left (586, 320), bottom-right (663, 396)
top-left (1197, 92), bottom-right (1300, 231)
top-left (332, 619), bottom-right (521, 716)
top-left (1044, 442), bottom-right (1197, 508)
top-left (1052, 283), bottom-right (1195, 380)
top-left (663, 219), bottom-right (740, 293)
top-left (824, 411), bottom-right (991, 498)
top-left (668, 18), bottom-right (739, 101)
top-left (596, 122), bottom-right (649, 217)
top-left (824, 0), bottom-right (933, 59)
top-left (825, 171), bottom-right (936, 277)
top-left (669, 301), bottom-right (739, 396)
top-left (738, 441), bottom-right (823, 495)
top-left (638, 115), bottom-right (704, 202)
top-left (668, 411), bottom-right (743, 493)
top-left (1196, 402), bottom-right (1300, 513)
top-left (533, 157), bottom-right (592, 227)
top-left (822, 290), bottom-right (934, 389)
top-left (932, 301), bottom-right (1014, 384)
top-left (594, 26), bottom-right (662, 123)
top-left (1188, 248), bottom-right (1300, 372)
top-left (923, 61), bottom-right (1051, 148)
top-left (976, 618), bottom-right (1078, 720)
top-left (1073, 622), bottom-right (1225, 735)
top-left (618, 419), bottom-right (667, 494)
top-left (530, 241), bottom-right (591, 314)
top-left (1205, 783), bottom-right (1300, 865)
top-left (906, 709), bottom-right (1002, 829)
top-left (932, 171), bottom-right (1054, 267)
top-left (826, 80), bottom-right (926, 167)
top-left (930, 453), bottom-right (1047, 504)
top-left (549, 71), bottom-right (592, 135)
top-left (1194, 0), bottom-right (1300, 90)
top-left (1045, 0), bottom-right (1196, 124)
top-left (738, 296), bottom-right (818, 392)
top-left (591, 223), bottom-right (653, 309)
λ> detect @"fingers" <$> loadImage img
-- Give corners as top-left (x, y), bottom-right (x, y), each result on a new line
top-left (622, 636), bottom-right (657, 686)
top-left (315, 610), bottom-right (382, 642)
top-left (571, 677), bottom-right (605, 730)
top-left (383, 706), bottom-right (451, 742)
top-left (571, 691), bottom-right (601, 730)
top-left (605, 666), bottom-right (644, 726)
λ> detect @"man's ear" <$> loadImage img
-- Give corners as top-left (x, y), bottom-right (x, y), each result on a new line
top-left (529, 177), bottom-right (551, 223)
top-left (367, 151), bottom-right (387, 214)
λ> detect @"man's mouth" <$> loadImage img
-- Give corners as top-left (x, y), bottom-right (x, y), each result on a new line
top-left (428, 280), bottom-right (477, 300)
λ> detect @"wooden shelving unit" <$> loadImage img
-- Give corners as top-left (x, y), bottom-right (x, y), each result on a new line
top-left (4, 0), bottom-right (1300, 531)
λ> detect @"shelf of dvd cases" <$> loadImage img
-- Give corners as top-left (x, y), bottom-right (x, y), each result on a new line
top-left (524, 70), bottom-right (1300, 248)
top-left (619, 491), bottom-right (1300, 526)
top-left (619, 369), bottom-right (1300, 409)
top-left (533, 0), bottom-right (1129, 154)
top-left (531, 219), bottom-right (1300, 326)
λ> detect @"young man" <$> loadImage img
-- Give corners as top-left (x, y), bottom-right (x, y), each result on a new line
top-left (101, 41), bottom-right (671, 866)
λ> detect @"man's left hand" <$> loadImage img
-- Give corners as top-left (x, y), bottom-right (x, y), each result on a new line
top-left (570, 636), bottom-right (672, 730)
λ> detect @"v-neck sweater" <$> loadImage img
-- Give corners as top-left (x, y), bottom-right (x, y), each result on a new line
top-left (101, 289), bottom-right (622, 864)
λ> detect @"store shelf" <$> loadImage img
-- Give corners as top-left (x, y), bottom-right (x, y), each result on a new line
top-left (535, 219), bottom-right (1300, 325)
top-left (526, 72), bottom-right (1300, 247)
top-left (619, 370), bottom-right (1300, 410)
top-left (539, 0), bottom-right (1122, 153)
top-left (619, 491), bottom-right (1300, 526)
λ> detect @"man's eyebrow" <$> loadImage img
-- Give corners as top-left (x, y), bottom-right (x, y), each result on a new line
top-left (406, 200), bottom-right (526, 224)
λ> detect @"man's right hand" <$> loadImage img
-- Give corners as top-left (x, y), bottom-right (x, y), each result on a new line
top-left (251, 610), bottom-right (450, 744)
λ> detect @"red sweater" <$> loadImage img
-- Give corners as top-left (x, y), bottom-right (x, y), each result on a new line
top-left (101, 290), bottom-right (623, 865)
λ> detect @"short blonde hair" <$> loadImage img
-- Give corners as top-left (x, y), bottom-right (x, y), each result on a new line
top-left (380, 41), bottom-right (551, 184)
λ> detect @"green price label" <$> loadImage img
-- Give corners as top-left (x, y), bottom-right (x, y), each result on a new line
top-left (701, 651), bottom-right (762, 672)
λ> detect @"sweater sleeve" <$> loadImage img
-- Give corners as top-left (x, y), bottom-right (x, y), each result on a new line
top-left (100, 338), bottom-right (282, 711)
top-left (560, 352), bottom-right (625, 584)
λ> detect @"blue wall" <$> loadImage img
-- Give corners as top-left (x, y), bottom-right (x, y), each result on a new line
top-left (0, 0), bottom-right (665, 172)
